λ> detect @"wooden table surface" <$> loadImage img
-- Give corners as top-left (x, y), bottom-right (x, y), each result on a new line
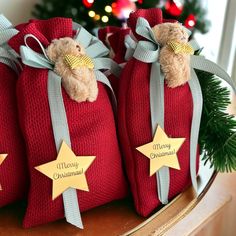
top-left (165, 172), bottom-right (236, 236)
top-left (0, 185), bottom-right (200, 236)
top-left (0, 173), bottom-right (234, 236)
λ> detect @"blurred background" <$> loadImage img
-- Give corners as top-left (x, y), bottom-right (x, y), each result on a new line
top-left (1, 1), bottom-right (235, 102)
top-left (0, 0), bottom-right (235, 74)
top-left (0, 0), bottom-right (235, 76)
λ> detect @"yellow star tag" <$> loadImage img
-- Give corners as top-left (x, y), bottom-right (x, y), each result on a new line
top-left (0, 154), bottom-right (7, 191)
top-left (136, 126), bottom-right (185, 176)
top-left (35, 141), bottom-right (96, 200)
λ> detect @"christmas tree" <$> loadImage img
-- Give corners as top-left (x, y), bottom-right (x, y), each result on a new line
top-left (33, 0), bottom-right (210, 35)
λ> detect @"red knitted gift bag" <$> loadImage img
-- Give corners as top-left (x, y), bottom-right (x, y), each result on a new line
top-left (98, 26), bottom-right (131, 96)
top-left (118, 9), bottom-right (199, 217)
top-left (9, 18), bottom-right (128, 228)
top-left (0, 62), bottom-right (28, 207)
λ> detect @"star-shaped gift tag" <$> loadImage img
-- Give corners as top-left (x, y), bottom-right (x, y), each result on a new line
top-left (35, 141), bottom-right (96, 200)
top-left (0, 154), bottom-right (7, 191)
top-left (136, 126), bottom-right (185, 176)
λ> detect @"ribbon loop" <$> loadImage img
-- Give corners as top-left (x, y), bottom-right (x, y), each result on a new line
top-left (124, 34), bottom-right (137, 61)
top-left (133, 41), bottom-right (159, 63)
top-left (0, 15), bottom-right (20, 73)
top-left (74, 25), bottom-right (93, 48)
top-left (20, 46), bottom-right (53, 69)
top-left (86, 40), bottom-right (109, 58)
top-left (93, 58), bottom-right (121, 77)
top-left (136, 17), bottom-right (157, 43)
top-left (0, 29), bottom-right (19, 45)
top-left (0, 14), bottom-right (13, 30)
top-left (0, 14), bottom-right (18, 44)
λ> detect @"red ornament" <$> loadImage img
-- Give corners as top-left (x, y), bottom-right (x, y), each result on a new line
top-left (184, 14), bottom-right (196, 28)
top-left (165, 0), bottom-right (183, 17)
top-left (82, 0), bottom-right (94, 8)
top-left (112, 0), bottom-right (136, 19)
top-left (138, 0), bottom-right (143, 3)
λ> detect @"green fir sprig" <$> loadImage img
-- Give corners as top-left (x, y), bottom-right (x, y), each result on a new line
top-left (197, 70), bottom-right (236, 172)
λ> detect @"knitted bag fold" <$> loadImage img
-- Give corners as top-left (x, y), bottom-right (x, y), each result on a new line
top-left (98, 26), bottom-right (131, 96)
top-left (118, 9), bottom-right (199, 217)
top-left (9, 18), bottom-right (128, 228)
top-left (0, 61), bottom-right (28, 207)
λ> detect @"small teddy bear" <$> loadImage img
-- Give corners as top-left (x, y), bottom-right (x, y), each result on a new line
top-left (152, 22), bottom-right (194, 88)
top-left (46, 37), bottom-right (98, 102)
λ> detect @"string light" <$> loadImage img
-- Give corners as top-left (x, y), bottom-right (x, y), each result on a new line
top-left (105, 5), bottom-right (112, 13)
top-left (101, 15), bottom-right (109, 23)
top-left (94, 14), bottom-right (100, 21)
top-left (88, 10), bottom-right (95, 18)
top-left (188, 20), bottom-right (195, 27)
top-left (184, 14), bottom-right (196, 28)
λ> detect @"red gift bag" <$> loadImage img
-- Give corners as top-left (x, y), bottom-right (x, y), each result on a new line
top-left (9, 18), bottom-right (128, 228)
top-left (98, 26), bottom-right (131, 96)
top-left (0, 63), bottom-right (28, 207)
top-left (0, 17), bottom-right (28, 207)
top-left (118, 9), bottom-right (199, 217)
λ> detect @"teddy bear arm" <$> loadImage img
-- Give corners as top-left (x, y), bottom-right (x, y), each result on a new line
top-left (159, 48), bottom-right (190, 88)
top-left (87, 71), bottom-right (98, 102)
top-left (62, 76), bottom-right (89, 102)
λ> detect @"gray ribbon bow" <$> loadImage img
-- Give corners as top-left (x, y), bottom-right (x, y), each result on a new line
top-left (125, 17), bottom-right (236, 204)
top-left (0, 15), bottom-right (20, 73)
top-left (20, 23), bottom-right (120, 229)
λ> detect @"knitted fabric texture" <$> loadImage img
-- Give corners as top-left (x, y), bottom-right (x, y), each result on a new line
top-left (118, 9), bottom-right (199, 217)
top-left (98, 26), bottom-right (131, 96)
top-left (9, 18), bottom-right (128, 228)
top-left (0, 63), bottom-right (28, 207)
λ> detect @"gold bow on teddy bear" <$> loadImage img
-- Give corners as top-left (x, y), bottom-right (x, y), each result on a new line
top-left (167, 41), bottom-right (194, 55)
top-left (64, 54), bottom-right (95, 70)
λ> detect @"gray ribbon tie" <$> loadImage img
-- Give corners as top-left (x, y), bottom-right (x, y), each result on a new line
top-left (0, 15), bottom-right (20, 73)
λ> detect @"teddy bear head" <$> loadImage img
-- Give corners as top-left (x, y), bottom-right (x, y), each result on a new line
top-left (46, 37), bottom-right (86, 63)
top-left (152, 22), bottom-right (189, 46)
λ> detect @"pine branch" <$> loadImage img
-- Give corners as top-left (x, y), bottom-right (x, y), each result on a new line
top-left (197, 70), bottom-right (236, 172)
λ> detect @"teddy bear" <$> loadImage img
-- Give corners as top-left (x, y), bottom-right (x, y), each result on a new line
top-left (46, 37), bottom-right (98, 102)
top-left (152, 22), bottom-right (194, 88)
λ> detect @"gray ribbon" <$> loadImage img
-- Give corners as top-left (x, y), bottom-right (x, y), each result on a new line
top-left (0, 15), bottom-right (20, 73)
top-left (20, 23), bottom-right (120, 228)
top-left (188, 69), bottom-right (203, 192)
top-left (48, 71), bottom-right (83, 228)
top-left (130, 17), bottom-right (171, 204)
top-left (150, 63), bottom-right (169, 204)
top-left (125, 17), bottom-right (236, 203)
